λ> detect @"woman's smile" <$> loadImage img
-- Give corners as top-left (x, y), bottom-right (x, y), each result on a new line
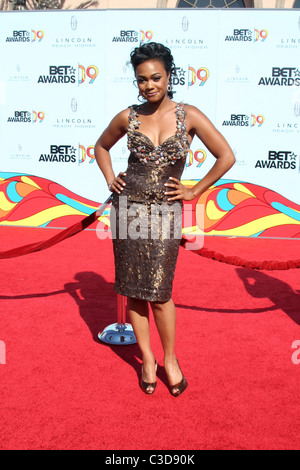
top-left (136, 59), bottom-right (170, 103)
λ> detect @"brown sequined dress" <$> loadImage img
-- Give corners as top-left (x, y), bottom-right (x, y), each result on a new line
top-left (111, 103), bottom-right (189, 302)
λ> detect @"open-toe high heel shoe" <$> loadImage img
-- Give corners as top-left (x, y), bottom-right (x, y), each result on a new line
top-left (140, 361), bottom-right (157, 395)
top-left (167, 361), bottom-right (188, 398)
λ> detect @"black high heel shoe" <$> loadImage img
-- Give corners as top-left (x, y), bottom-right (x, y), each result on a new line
top-left (140, 361), bottom-right (158, 395)
top-left (167, 360), bottom-right (188, 397)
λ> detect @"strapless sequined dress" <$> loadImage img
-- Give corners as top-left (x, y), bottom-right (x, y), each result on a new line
top-left (111, 103), bottom-right (189, 302)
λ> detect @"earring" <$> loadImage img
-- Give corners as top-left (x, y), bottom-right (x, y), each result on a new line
top-left (167, 83), bottom-right (172, 93)
top-left (137, 93), bottom-right (144, 103)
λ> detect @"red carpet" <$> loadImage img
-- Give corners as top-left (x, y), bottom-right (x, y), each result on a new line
top-left (0, 226), bottom-right (299, 450)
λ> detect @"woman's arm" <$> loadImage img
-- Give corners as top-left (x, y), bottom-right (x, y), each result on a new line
top-left (165, 105), bottom-right (236, 201)
top-left (94, 108), bottom-right (129, 194)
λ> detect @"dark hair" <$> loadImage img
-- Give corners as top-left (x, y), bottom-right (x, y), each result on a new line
top-left (130, 42), bottom-right (175, 98)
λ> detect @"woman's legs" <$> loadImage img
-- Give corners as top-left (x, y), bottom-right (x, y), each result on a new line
top-left (127, 296), bottom-right (186, 395)
top-left (127, 297), bottom-right (157, 392)
top-left (150, 299), bottom-right (184, 390)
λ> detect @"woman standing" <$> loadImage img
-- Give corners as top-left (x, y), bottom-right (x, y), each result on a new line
top-left (95, 42), bottom-right (235, 397)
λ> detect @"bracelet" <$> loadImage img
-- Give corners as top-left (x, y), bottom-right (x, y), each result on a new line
top-left (108, 180), bottom-right (114, 191)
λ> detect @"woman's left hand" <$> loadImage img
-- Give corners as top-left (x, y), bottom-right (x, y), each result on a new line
top-left (164, 177), bottom-right (195, 201)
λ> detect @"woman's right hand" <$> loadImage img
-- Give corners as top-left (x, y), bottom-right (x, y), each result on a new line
top-left (108, 172), bottom-right (127, 194)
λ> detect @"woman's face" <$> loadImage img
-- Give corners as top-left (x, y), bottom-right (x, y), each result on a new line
top-left (135, 59), bottom-right (170, 103)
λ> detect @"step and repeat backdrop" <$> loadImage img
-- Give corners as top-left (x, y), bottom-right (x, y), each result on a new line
top-left (0, 8), bottom-right (300, 237)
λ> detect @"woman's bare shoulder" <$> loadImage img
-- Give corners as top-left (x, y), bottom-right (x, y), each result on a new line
top-left (108, 107), bottom-right (132, 132)
top-left (183, 104), bottom-right (212, 129)
top-left (184, 104), bottom-right (207, 119)
top-left (113, 107), bottom-right (131, 122)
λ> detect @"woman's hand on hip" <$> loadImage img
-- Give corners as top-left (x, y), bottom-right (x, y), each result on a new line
top-left (108, 172), bottom-right (127, 194)
top-left (164, 177), bottom-right (196, 201)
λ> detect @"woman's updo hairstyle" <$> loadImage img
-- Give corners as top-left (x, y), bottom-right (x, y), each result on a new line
top-left (130, 42), bottom-right (175, 98)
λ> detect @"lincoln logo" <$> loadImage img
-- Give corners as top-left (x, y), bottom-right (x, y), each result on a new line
top-left (182, 17), bottom-right (189, 32)
top-left (71, 15), bottom-right (77, 31)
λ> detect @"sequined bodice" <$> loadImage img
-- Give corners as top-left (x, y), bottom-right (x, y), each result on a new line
top-left (114, 102), bottom-right (189, 204)
top-left (127, 102), bottom-right (189, 165)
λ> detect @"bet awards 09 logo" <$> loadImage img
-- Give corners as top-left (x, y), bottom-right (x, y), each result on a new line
top-left (258, 67), bottom-right (300, 86)
top-left (169, 66), bottom-right (209, 89)
top-left (39, 145), bottom-right (77, 163)
top-left (6, 29), bottom-right (44, 43)
top-left (39, 144), bottom-right (95, 164)
top-left (188, 67), bottom-right (209, 87)
top-left (112, 30), bottom-right (139, 43)
top-left (112, 30), bottom-right (153, 44)
top-left (225, 29), bottom-right (268, 43)
top-left (255, 151), bottom-right (297, 170)
top-left (37, 65), bottom-right (98, 84)
top-left (222, 114), bottom-right (264, 127)
top-left (185, 150), bottom-right (206, 168)
top-left (170, 67), bottom-right (186, 87)
top-left (38, 66), bottom-right (76, 84)
top-left (7, 111), bottom-right (44, 123)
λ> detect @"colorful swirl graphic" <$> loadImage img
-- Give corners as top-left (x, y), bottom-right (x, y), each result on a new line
top-left (181, 179), bottom-right (300, 238)
top-left (0, 172), bottom-right (110, 230)
top-left (1, 173), bottom-right (300, 238)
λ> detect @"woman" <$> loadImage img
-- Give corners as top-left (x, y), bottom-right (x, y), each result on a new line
top-left (95, 42), bottom-right (235, 397)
